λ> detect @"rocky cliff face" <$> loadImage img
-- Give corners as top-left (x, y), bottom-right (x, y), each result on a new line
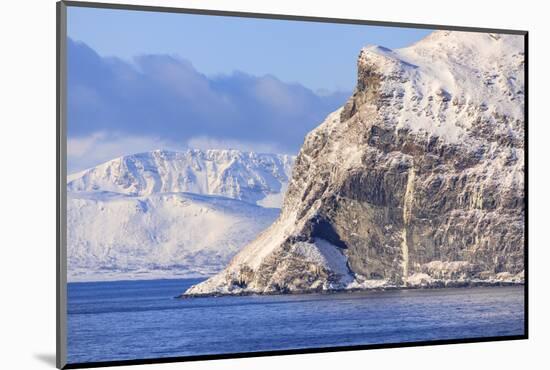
top-left (184, 31), bottom-right (525, 296)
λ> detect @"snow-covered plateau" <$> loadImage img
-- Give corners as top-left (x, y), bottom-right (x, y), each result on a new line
top-left (184, 30), bottom-right (525, 297)
top-left (67, 149), bottom-right (294, 282)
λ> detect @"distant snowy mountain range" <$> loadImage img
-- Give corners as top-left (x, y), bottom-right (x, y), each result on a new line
top-left (68, 149), bottom-right (295, 207)
top-left (67, 149), bottom-right (295, 282)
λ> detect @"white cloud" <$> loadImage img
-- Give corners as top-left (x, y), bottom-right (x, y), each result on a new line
top-left (67, 132), bottom-right (107, 157)
top-left (67, 132), bottom-right (185, 174)
top-left (186, 136), bottom-right (289, 155)
top-left (254, 76), bottom-right (301, 114)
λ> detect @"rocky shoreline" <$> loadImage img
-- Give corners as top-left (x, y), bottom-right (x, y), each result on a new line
top-left (180, 278), bottom-right (524, 298)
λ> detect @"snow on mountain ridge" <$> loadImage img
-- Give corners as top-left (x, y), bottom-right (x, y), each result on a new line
top-left (68, 148), bottom-right (295, 208)
top-left (355, 30), bottom-right (524, 145)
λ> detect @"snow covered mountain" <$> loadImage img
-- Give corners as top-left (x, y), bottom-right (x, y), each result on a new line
top-left (68, 149), bottom-right (295, 208)
top-left (184, 31), bottom-right (525, 296)
top-left (68, 191), bottom-right (278, 281)
top-left (67, 149), bottom-right (294, 281)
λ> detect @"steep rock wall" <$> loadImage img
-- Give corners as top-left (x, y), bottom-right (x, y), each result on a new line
top-left (184, 31), bottom-right (525, 296)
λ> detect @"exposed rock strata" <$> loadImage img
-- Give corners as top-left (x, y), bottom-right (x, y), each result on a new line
top-left (184, 31), bottom-right (525, 296)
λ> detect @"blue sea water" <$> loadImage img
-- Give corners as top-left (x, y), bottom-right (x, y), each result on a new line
top-left (67, 279), bottom-right (525, 364)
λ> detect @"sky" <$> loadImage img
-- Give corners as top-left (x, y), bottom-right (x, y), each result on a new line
top-left (66, 5), bottom-right (432, 173)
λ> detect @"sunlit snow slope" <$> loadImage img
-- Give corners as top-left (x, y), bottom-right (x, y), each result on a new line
top-left (67, 149), bottom-right (294, 282)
